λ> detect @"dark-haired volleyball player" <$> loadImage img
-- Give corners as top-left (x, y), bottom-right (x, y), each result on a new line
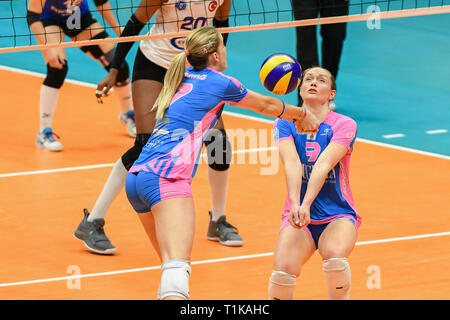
top-left (27, 0), bottom-right (136, 151)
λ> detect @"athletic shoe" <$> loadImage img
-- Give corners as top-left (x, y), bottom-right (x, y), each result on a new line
top-left (36, 127), bottom-right (63, 151)
top-left (119, 110), bottom-right (136, 138)
top-left (206, 211), bottom-right (243, 247)
top-left (74, 209), bottom-right (116, 255)
top-left (329, 100), bottom-right (337, 111)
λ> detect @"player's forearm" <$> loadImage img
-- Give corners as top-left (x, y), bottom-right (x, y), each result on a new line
top-left (302, 165), bottom-right (329, 207)
top-left (241, 91), bottom-right (306, 122)
top-left (283, 162), bottom-right (302, 204)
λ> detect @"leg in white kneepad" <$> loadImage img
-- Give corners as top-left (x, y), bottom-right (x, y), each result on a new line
top-left (158, 259), bottom-right (191, 300)
top-left (268, 270), bottom-right (296, 300)
top-left (322, 257), bottom-right (351, 300)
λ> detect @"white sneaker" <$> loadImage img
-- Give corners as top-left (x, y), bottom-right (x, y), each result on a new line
top-left (119, 110), bottom-right (136, 138)
top-left (36, 127), bottom-right (63, 151)
top-left (329, 100), bottom-right (337, 111)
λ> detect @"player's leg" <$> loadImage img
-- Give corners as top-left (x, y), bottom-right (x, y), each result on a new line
top-left (74, 19), bottom-right (135, 137)
top-left (292, 0), bottom-right (320, 105)
top-left (151, 196), bottom-right (195, 300)
top-left (204, 116), bottom-right (243, 247)
top-left (36, 24), bottom-right (67, 151)
top-left (319, 0), bottom-right (349, 80)
top-left (269, 224), bottom-right (316, 300)
top-left (128, 171), bottom-right (195, 300)
top-left (318, 218), bottom-right (357, 300)
top-left (75, 49), bottom-right (163, 254)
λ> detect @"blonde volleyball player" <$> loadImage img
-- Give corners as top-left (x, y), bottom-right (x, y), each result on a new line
top-left (26, 0), bottom-right (136, 152)
top-left (124, 26), bottom-right (318, 299)
top-left (74, 0), bottom-right (242, 254)
top-left (268, 67), bottom-right (361, 300)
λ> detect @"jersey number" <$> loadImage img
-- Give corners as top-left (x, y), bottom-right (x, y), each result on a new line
top-left (305, 141), bottom-right (321, 162)
top-left (171, 17), bottom-right (208, 50)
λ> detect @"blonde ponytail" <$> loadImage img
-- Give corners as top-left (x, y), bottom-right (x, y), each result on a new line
top-left (153, 52), bottom-right (187, 119)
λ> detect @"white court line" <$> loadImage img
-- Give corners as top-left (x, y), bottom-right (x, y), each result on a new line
top-left (0, 147), bottom-right (277, 178)
top-left (1, 64), bottom-right (449, 161)
top-left (382, 133), bottom-right (405, 139)
top-left (426, 129), bottom-right (447, 135)
top-left (0, 231), bottom-right (448, 288)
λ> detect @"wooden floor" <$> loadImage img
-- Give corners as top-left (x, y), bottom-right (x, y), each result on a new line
top-left (0, 69), bottom-right (449, 300)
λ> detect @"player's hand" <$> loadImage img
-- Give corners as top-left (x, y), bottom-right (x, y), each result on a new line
top-left (47, 50), bottom-right (66, 69)
top-left (297, 204), bottom-right (311, 228)
top-left (295, 108), bottom-right (319, 134)
top-left (95, 69), bottom-right (118, 103)
top-left (288, 202), bottom-right (302, 229)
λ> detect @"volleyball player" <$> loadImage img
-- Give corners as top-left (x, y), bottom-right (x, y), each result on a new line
top-left (124, 26), bottom-right (318, 299)
top-left (74, 0), bottom-right (243, 254)
top-left (26, 0), bottom-right (136, 152)
top-left (268, 66), bottom-right (361, 300)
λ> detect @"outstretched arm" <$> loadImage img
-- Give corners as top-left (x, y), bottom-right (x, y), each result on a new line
top-left (236, 90), bottom-right (320, 133)
top-left (96, 0), bottom-right (167, 99)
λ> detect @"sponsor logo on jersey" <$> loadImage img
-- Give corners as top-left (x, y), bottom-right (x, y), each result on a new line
top-left (208, 0), bottom-right (218, 12)
top-left (175, 0), bottom-right (187, 10)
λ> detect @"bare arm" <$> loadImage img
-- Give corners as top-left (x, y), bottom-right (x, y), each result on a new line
top-left (279, 140), bottom-right (302, 205)
top-left (302, 142), bottom-right (348, 207)
top-left (236, 90), bottom-right (319, 133)
top-left (134, 0), bottom-right (167, 24)
top-left (215, 0), bottom-right (231, 21)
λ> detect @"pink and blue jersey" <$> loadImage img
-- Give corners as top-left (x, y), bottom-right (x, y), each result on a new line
top-left (41, 0), bottom-right (89, 21)
top-left (274, 111), bottom-right (361, 226)
top-left (129, 67), bottom-right (248, 180)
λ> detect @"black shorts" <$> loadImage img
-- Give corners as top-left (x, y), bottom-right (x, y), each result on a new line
top-left (132, 47), bottom-right (167, 83)
top-left (41, 11), bottom-right (97, 38)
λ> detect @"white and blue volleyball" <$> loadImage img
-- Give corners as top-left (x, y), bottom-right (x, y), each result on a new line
top-left (259, 53), bottom-right (302, 95)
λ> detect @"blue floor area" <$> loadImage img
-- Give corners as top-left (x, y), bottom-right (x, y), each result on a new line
top-left (1, 1), bottom-right (449, 155)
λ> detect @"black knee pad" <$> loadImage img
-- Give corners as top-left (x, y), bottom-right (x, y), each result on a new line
top-left (43, 62), bottom-right (68, 89)
top-left (80, 31), bottom-right (109, 59)
top-left (204, 129), bottom-right (232, 171)
top-left (121, 134), bottom-right (151, 170)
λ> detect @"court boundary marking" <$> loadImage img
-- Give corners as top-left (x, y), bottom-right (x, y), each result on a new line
top-left (0, 231), bottom-right (448, 288)
top-left (1, 64), bottom-right (448, 161)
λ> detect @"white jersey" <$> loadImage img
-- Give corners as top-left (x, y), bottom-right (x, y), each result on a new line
top-left (140, 0), bottom-right (224, 69)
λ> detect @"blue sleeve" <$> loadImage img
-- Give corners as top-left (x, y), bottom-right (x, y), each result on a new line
top-left (273, 119), bottom-right (295, 143)
top-left (222, 76), bottom-right (248, 105)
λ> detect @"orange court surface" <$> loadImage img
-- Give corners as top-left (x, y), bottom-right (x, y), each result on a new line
top-left (0, 68), bottom-right (449, 300)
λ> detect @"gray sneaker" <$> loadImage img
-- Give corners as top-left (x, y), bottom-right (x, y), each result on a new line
top-left (206, 211), bottom-right (243, 247)
top-left (74, 209), bottom-right (116, 255)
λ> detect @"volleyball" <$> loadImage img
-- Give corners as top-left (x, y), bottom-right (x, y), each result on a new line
top-left (259, 53), bottom-right (302, 95)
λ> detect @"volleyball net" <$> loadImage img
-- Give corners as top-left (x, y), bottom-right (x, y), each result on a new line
top-left (0, 0), bottom-right (449, 53)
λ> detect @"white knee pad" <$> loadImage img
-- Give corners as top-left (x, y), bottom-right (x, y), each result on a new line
top-left (157, 259), bottom-right (191, 300)
top-left (323, 258), bottom-right (351, 300)
top-left (269, 270), bottom-right (296, 300)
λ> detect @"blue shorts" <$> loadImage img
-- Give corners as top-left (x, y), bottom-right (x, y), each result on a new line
top-left (304, 218), bottom-right (356, 249)
top-left (281, 214), bottom-right (359, 249)
top-left (125, 171), bottom-right (192, 213)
